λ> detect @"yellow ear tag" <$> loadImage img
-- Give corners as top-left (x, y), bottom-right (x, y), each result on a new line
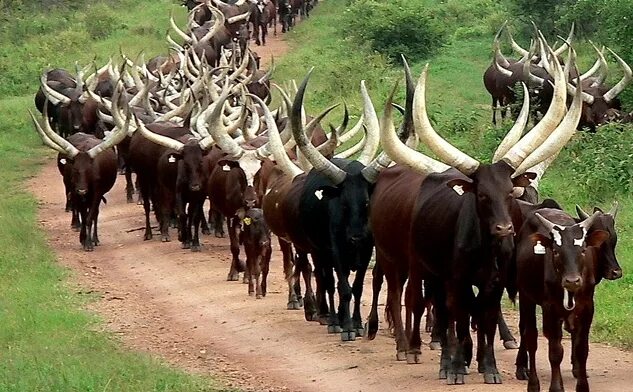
top-left (243, 217), bottom-right (252, 226)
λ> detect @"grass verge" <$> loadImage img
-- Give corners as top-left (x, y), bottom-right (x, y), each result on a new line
top-left (0, 1), bottom-right (231, 390)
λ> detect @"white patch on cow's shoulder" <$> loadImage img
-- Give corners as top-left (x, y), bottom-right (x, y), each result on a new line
top-left (222, 164), bottom-right (231, 171)
top-left (533, 241), bottom-right (546, 255)
top-left (59, 158), bottom-right (67, 165)
top-left (314, 189), bottom-right (323, 200)
top-left (169, 156), bottom-right (176, 163)
top-left (452, 185), bottom-right (464, 196)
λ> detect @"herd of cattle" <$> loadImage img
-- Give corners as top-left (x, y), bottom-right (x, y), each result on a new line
top-left (29, 1), bottom-right (625, 390)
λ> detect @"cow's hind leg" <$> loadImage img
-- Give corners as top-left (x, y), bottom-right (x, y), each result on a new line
top-left (281, 240), bottom-right (300, 309)
top-left (499, 309), bottom-right (518, 349)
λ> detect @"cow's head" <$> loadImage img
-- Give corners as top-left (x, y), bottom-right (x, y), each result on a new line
top-left (237, 207), bottom-right (271, 253)
top-left (531, 210), bottom-right (608, 309)
top-left (576, 204), bottom-right (622, 280)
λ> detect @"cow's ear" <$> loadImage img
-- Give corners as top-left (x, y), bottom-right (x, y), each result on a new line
top-left (167, 152), bottom-right (182, 163)
top-left (529, 233), bottom-right (552, 249)
top-left (513, 172), bottom-right (537, 188)
top-left (312, 186), bottom-right (340, 201)
top-left (586, 230), bottom-right (609, 247)
top-left (446, 178), bottom-right (474, 195)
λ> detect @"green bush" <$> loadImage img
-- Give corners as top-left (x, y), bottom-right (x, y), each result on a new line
top-left (343, 0), bottom-right (446, 62)
top-left (84, 4), bottom-right (120, 40)
top-left (561, 124), bottom-right (633, 202)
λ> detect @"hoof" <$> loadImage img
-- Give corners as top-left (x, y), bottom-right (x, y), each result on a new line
top-left (287, 301), bottom-right (301, 310)
top-left (249, 291), bottom-right (255, 297)
top-left (72, 226), bottom-right (81, 232)
top-left (406, 352), bottom-right (421, 364)
top-left (161, 236), bottom-right (170, 242)
top-left (318, 316), bottom-right (329, 326)
top-left (126, 197), bottom-right (134, 203)
top-left (256, 294), bottom-right (262, 299)
top-left (396, 351), bottom-right (407, 361)
top-left (298, 297), bottom-right (304, 307)
top-left (516, 367), bottom-right (528, 381)
top-left (144, 233), bottom-right (152, 241)
top-left (429, 341), bottom-right (441, 350)
top-left (226, 273), bottom-right (239, 281)
top-left (202, 227), bottom-right (211, 235)
top-left (341, 331), bottom-right (356, 341)
top-left (439, 369), bottom-right (447, 380)
top-left (446, 372), bottom-right (465, 385)
top-left (181, 242), bottom-right (190, 249)
top-left (483, 372), bottom-right (502, 384)
top-left (354, 326), bottom-right (365, 337)
top-left (465, 366), bottom-right (470, 375)
top-left (305, 311), bottom-right (318, 322)
top-left (327, 325), bottom-right (342, 334)
top-left (503, 340), bottom-right (519, 350)
top-left (214, 232), bottom-right (225, 238)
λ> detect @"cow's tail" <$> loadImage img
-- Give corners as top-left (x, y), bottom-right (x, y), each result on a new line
top-left (366, 262), bottom-right (383, 340)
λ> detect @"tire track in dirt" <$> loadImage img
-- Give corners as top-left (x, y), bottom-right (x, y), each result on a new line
top-left (28, 23), bottom-right (633, 392)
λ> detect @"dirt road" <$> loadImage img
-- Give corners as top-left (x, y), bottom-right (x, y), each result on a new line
top-left (29, 25), bottom-right (633, 392)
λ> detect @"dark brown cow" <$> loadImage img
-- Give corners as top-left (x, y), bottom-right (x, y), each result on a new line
top-left (512, 209), bottom-right (609, 392)
top-left (370, 55), bottom-right (580, 384)
top-left (238, 207), bottom-right (272, 298)
top-left (35, 69), bottom-right (86, 137)
top-left (30, 104), bottom-right (127, 251)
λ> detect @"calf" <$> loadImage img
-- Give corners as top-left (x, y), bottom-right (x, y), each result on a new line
top-left (514, 209), bottom-right (609, 392)
top-left (238, 208), bottom-right (272, 298)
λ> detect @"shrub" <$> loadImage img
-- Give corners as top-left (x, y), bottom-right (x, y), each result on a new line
top-left (561, 124), bottom-right (633, 202)
top-left (84, 4), bottom-right (120, 40)
top-left (343, 0), bottom-right (446, 62)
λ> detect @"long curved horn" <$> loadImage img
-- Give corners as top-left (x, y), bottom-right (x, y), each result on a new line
top-left (608, 202), bottom-right (619, 218)
top-left (380, 83), bottom-right (449, 175)
top-left (535, 212), bottom-right (557, 233)
top-left (603, 48), bottom-right (632, 103)
top-left (204, 86), bottom-right (244, 157)
top-left (88, 109), bottom-right (130, 158)
top-left (494, 58), bottom-right (513, 78)
top-left (413, 64), bottom-right (480, 174)
top-left (291, 70), bottom-right (346, 185)
top-left (28, 110), bottom-right (68, 154)
top-left (553, 23), bottom-right (575, 57)
top-left (170, 10), bottom-right (193, 43)
top-left (493, 39), bottom-right (511, 69)
top-left (136, 117), bottom-right (184, 152)
top-left (357, 80), bottom-right (380, 165)
top-left (40, 73), bottom-right (71, 105)
top-left (524, 152), bottom-right (557, 191)
top-left (507, 28), bottom-right (529, 58)
top-left (338, 113), bottom-right (364, 145)
top-left (36, 100), bottom-right (80, 157)
top-left (524, 61), bottom-right (545, 86)
top-left (579, 43), bottom-right (605, 82)
top-left (512, 70), bottom-right (583, 176)
top-left (198, 5), bottom-right (225, 45)
top-left (502, 41), bottom-right (567, 169)
top-left (226, 10), bottom-right (251, 25)
top-left (493, 82), bottom-right (530, 162)
top-left (335, 130), bottom-right (366, 159)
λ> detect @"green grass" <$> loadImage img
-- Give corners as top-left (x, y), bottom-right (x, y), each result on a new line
top-left (0, 1), bottom-right (232, 390)
top-left (277, 0), bottom-right (633, 349)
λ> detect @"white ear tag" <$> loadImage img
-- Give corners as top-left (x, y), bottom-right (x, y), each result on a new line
top-left (223, 164), bottom-right (231, 172)
top-left (265, 187), bottom-right (272, 196)
top-left (168, 156), bottom-right (176, 163)
top-left (314, 189), bottom-right (323, 200)
top-left (533, 241), bottom-right (546, 255)
top-left (59, 158), bottom-right (67, 165)
top-left (452, 185), bottom-right (464, 196)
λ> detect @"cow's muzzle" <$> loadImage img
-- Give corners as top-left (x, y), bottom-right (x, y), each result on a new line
top-left (493, 222), bottom-right (514, 237)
